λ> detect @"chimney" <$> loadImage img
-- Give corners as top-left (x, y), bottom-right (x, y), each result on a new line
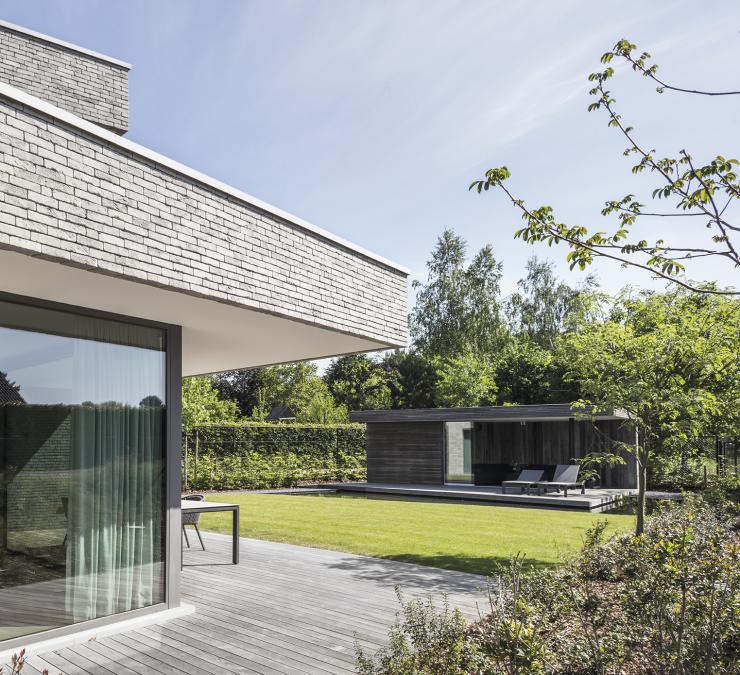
top-left (0, 20), bottom-right (129, 134)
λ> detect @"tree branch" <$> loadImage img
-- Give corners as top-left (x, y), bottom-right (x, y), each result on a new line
top-left (596, 86), bottom-right (739, 264)
top-left (613, 206), bottom-right (706, 218)
top-left (620, 52), bottom-right (740, 96)
top-left (494, 181), bottom-right (738, 296)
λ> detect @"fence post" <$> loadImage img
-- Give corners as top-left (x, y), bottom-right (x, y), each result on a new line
top-left (183, 431), bottom-right (188, 491)
top-left (194, 428), bottom-right (199, 488)
top-left (716, 435), bottom-right (724, 477)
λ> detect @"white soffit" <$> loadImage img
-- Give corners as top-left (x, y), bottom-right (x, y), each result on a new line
top-left (0, 251), bottom-right (390, 375)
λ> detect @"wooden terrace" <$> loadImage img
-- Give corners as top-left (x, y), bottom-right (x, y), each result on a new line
top-left (7, 532), bottom-right (487, 674)
top-left (326, 482), bottom-right (636, 510)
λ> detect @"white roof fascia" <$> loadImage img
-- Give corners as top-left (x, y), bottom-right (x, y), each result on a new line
top-left (0, 20), bottom-right (131, 69)
top-left (0, 80), bottom-right (410, 275)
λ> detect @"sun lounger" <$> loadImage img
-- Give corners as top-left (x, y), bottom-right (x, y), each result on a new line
top-left (534, 464), bottom-right (585, 497)
top-left (501, 469), bottom-right (545, 494)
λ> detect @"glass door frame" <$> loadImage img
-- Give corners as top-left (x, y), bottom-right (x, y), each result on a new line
top-left (0, 290), bottom-right (182, 653)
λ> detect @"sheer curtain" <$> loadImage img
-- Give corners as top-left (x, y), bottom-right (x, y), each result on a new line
top-left (65, 335), bottom-right (165, 622)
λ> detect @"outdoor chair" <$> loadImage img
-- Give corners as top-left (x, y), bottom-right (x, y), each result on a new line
top-left (501, 469), bottom-right (545, 494)
top-left (182, 494), bottom-right (206, 551)
top-left (534, 464), bottom-right (586, 497)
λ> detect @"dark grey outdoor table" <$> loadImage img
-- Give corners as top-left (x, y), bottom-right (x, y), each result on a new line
top-left (181, 499), bottom-right (240, 564)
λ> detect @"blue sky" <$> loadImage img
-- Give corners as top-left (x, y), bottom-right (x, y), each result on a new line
top-left (3, 0), bottom-right (738, 297)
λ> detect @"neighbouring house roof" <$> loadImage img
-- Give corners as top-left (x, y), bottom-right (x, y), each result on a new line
top-left (349, 403), bottom-right (630, 424)
top-left (266, 405), bottom-right (296, 422)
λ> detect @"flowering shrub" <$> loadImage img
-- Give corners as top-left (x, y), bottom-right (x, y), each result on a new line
top-left (0, 649), bottom-right (56, 675)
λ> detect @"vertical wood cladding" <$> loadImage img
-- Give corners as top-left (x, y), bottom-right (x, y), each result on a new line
top-left (472, 420), bottom-right (637, 488)
top-left (366, 422), bottom-right (443, 485)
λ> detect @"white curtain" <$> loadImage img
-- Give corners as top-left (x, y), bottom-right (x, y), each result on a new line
top-left (65, 337), bottom-right (165, 622)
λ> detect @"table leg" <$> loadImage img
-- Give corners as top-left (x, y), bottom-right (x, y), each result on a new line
top-left (232, 507), bottom-right (240, 564)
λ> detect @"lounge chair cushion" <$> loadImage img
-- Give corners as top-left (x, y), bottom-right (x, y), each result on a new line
top-left (534, 464), bottom-right (582, 486)
top-left (551, 464), bottom-right (581, 483)
top-left (502, 469), bottom-right (544, 484)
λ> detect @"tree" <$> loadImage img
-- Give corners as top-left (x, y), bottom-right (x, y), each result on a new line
top-left (212, 369), bottom-right (261, 417)
top-left (251, 362), bottom-right (319, 416)
top-left (432, 352), bottom-right (497, 408)
top-left (560, 289), bottom-right (740, 534)
top-left (298, 389), bottom-right (349, 424)
top-left (380, 350), bottom-right (438, 409)
top-left (182, 376), bottom-right (241, 433)
top-left (493, 338), bottom-right (564, 405)
top-left (411, 229), bottom-right (508, 358)
top-left (471, 40), bottom-right (739, 295)
top-left (324, 355), bottom-right (391, 411)
top-left (250, 363), bottom-right (348, 423)
top-left (0, 371), bottom-right (23, 403)
top-left (506, 256), bottom-right (600, 349)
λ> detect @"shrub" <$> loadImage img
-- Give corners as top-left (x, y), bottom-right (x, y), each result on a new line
top-left (355, 589), bottom-right (479, 675)
top-left (613, 498), bottom-right (740, 673)
top-left (0, 649), bottom-right (56, 675)
top-left (359, 497), bottom-right (740, 674)
top-left (698, 474), bottom-right (740, 506)
top-left (471, 556), bottom-right (552, 673)
top-left (183, 423), bottom-right (366, 490)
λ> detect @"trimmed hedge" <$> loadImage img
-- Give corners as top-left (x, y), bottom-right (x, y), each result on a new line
top-left (183, 423), bottom-right (366, 490)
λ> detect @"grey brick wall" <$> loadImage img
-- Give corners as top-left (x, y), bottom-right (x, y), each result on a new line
top-left (0, 97), bottom-right (409, 347)
top-left (0, 25), bottom-right (128, 134)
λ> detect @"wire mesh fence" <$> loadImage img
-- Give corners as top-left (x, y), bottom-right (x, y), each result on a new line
top-left (649, 435), bottom-right (739, 490)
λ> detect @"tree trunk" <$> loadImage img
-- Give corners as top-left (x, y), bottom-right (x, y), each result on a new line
top-left (636, 445), bottom-right (647, 536)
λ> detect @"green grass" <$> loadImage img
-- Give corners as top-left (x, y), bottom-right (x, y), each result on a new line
top-left (199, 493), bottom-right (635, 576)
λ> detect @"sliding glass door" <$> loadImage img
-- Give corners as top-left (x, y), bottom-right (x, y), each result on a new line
top-left (444, 421), bottom-right (473, 484)
top-left (0, 299), bottom-right (167, 643)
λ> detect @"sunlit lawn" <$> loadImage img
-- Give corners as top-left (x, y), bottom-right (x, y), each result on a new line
top-left (198, 493), bottom-right (635, 576)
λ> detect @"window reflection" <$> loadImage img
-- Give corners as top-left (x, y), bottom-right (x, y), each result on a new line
top-left (0, 300), bottom-right (166, 643)
top-left (445, 421), bottom-right (473, 484)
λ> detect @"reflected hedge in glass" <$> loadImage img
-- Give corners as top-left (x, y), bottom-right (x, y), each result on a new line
top-left (0, 299), bottom-right (166, 642)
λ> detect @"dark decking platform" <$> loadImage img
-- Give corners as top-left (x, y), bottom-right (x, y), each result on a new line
top-left (14, 533), bottom-right (487, 674)
top-left (325, 482), bottom-right (635, 510)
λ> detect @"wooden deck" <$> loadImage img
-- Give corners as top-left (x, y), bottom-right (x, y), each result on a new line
top-left (326, 482), bottom-right (635, 510)
top-left (9, 532), bottom-right (487, 674)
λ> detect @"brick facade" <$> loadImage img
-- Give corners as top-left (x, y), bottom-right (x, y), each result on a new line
top-left (0, 23), bottom-right (128, 134)
top-left (0, 96), bottom-right (408, 346)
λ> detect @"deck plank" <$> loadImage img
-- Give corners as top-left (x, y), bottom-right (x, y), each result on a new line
top-left (25, 533), bottom-right (486, 674)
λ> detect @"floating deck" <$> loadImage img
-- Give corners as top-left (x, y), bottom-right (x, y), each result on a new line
top-left (325, 482), bottom-right (637, 510)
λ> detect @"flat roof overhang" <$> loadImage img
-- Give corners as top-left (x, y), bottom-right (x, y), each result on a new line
top-left (0, 250), bottom-right (395, 376)
top-left (350, 404), bottom-right (630, 424)
top-left (0, 80), bottom-right (409, 371)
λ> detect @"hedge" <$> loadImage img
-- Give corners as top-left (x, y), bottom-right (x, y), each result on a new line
top-left (182, 423), bottom-right (366, 490)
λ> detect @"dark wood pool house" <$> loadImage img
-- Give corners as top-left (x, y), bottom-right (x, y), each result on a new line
top-left (349, 404), bottom-right (637, 489)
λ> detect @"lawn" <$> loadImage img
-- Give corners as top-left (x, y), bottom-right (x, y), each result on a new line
top-left (199, 493), bottom-right (635, 576)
